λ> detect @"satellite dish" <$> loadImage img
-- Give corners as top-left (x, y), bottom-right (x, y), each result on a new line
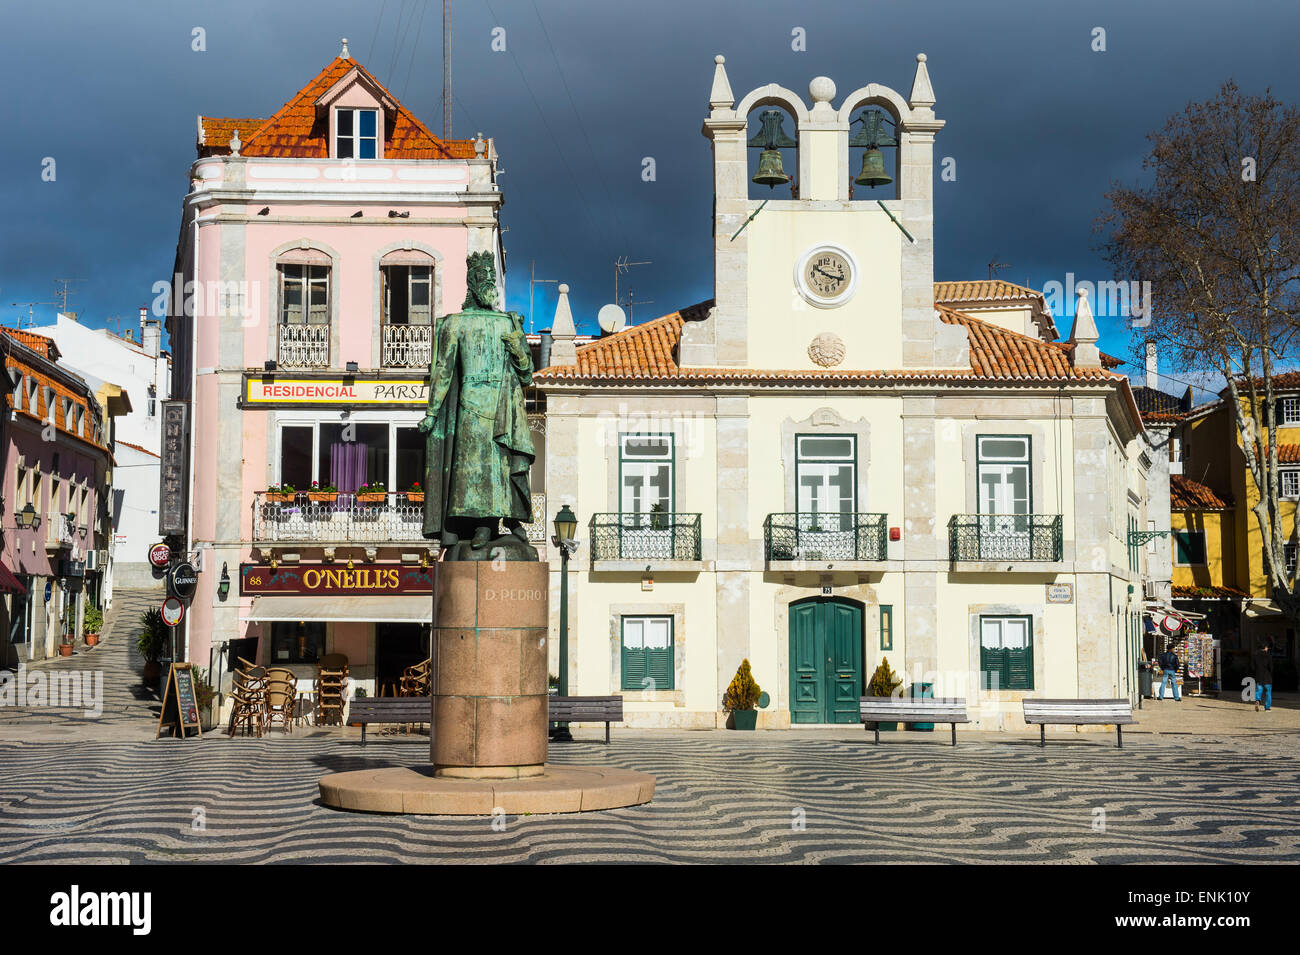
top-left (597, 304), bottom-right (627, 335)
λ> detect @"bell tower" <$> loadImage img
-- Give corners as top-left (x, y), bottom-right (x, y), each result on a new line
top-left (680, 54), bottom-right (965, 372)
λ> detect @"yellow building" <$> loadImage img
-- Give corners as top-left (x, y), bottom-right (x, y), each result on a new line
top-left (533, 55), bottom-right (1151, 729)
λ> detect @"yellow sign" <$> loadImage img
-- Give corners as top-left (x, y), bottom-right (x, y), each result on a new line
top-left (244, 377), bottom-right (428, 405)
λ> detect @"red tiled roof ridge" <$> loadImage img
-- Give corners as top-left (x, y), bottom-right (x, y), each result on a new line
top-left (115, 439), bottom-right (160, 458)
top-left (1170, 473), bottom-right (1232, 510)
top-left (933, 279), bottom-right (1046, 303)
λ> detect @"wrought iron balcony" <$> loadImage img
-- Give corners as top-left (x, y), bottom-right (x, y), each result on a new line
top-left (252, 491), bottom-right (550, 545)
top-left (589, 512), bottom-right (702, 561)
top-left (948, 514), bottom-right (1063, 562)
top-left (382, 323), bottom-right (433, 368)
top-left (277, 324), bottom-right (330, 368)
top-left (764, 512), bottom-right (888, 561)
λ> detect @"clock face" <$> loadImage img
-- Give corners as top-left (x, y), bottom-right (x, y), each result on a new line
top-left (802, 250), bottom-right (853, 302)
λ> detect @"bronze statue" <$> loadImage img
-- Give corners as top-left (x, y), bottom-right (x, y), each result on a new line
top-left (419, 252), bottom-right (537, 560)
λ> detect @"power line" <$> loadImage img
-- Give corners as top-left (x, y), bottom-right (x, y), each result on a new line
top-left (401, 0), bottom-right (429, 99)
top-left (367, 0), bottom-right (389, 64)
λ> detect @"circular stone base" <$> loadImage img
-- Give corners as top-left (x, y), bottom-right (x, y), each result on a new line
top-left (319, 764), bottom-right (655, 815)
top-left (435, 764), bottom-right (545, 780)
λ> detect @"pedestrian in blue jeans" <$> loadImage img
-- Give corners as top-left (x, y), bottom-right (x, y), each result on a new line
top-left (1254, 637), bottom-right (1274, 712)
top-left (1157, 647), bottom-right (1181, 701)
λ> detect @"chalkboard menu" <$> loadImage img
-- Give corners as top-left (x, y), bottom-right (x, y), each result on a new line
top-left (157, 662), bottom-right (203, 739)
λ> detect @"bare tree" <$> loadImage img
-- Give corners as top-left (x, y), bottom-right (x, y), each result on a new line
top-left (1099, 81), bottom-right (1300, 616)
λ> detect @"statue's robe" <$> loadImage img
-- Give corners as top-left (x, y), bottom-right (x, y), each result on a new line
top-left (422, 308), bottom-right (535, 541)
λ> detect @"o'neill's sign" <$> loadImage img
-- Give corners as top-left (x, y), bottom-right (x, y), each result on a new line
top-left (241, 563), bottom-right (434, 595)
top-left (243, 375), bottom-right (428, 406)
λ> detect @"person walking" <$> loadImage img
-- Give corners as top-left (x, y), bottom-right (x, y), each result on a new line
top-left (1253, 637), bottom-right (1274, 712)
top-left (1157, 645), bottom-right (1181, 702)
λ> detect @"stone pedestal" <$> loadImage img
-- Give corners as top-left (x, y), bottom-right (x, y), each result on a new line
top-left (431, 560), bottom-right (548, 778)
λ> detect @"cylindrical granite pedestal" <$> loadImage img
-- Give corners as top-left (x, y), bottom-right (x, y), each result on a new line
top-left (431, 560), bottom-right (548, 778)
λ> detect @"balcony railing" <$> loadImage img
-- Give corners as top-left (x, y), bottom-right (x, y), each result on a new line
top-left (589, 512), bottom-right (702, 561)
top-left (277, 323), bottom-right (330, 368)
top-left (252, 491), bottom-right (551, 545)
top-left (948, 514), bottom-right (1063, 562)
top-left (382, 323), bottom-right (433, 368)
top-left (764, 512), bottom-right (888, 561)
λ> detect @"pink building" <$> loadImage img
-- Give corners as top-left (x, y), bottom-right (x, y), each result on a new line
top-left (166, 45), bottom-right (505, 698)
top-left (2, 329), bottom-right (124, 664)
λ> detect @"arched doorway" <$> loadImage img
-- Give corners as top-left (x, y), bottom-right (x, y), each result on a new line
top-left (789, 597), bottom-right (864, 724)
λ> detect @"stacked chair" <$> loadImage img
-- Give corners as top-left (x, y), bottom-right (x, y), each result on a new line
top-left (400, 658), bottom-right (431, 697)
top-left (315, 653), bottom-right (349, 726)
top-left (264, 667), bottom-right (297, 734)
top-left (228, 660), bottom-right (267, 737)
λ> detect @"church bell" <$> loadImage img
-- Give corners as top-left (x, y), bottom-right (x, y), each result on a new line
top-left (854, 147), bottom-right (892, 189)
top-left (752, 148), bottom-right (791, 188)
top-left (748, 109), bottom-right (797, 189)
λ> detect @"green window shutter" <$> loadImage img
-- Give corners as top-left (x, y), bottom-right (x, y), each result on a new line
top-left (1008, 645), bottom-right (1033, 689)
top-left (646, 646), bottom-right (674, 691)
top-left (622, 646), bottom-right (647, 691)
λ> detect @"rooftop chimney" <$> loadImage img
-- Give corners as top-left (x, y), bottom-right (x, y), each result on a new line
top-left (1145, 341), bottom-right (1158, 390)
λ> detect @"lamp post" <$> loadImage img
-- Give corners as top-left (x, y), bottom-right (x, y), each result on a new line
top-left (551, 504), bottom-right (579, 741)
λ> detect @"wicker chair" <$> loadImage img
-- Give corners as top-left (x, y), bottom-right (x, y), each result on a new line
top-left (315, 654), bottom-right (349, 726)
top-left (264, 670), bottom-right (297, 734)
top-left (400, 658), bottom-right (431, 697)
top-left (228, 665), bottom-right (267, 737)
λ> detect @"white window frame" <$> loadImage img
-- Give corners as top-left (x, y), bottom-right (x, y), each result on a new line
top-left (335, 108), bottom-right (379, 160)
top-left (381, 264), bottom-right (435, 326)
top-left (274, 413), bottom-right (424, 490)
top-left (1282, 469), bottom-right (1300, 500)
top-left (1281, 397), bottom-right (1300, 425)
top-left (1286, 542), bottom-right (1297, 577)
top-left (619, 434), bottom-right (674, 518)
top-left (278, 263), bottom-right (331, 326)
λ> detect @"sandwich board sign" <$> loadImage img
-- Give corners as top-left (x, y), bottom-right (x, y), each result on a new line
top-left (157, 662), bottom-right (203, 739)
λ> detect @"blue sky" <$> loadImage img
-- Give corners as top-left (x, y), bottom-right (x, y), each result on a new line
top-left (1, 0), bottom-right (1296, 401)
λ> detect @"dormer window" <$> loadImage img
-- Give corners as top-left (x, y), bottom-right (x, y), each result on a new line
top-left (336, 108), bottom-right (378, 159)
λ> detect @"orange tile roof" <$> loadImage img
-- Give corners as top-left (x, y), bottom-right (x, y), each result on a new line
top-left (210, 57), bottom-right (477, 160)
top-left (115, 439), bottom-right (159, 459)
top-left (1, 329), bottom-right (110, 453)
top-left (1171, 584), bottom-right (1248, 600)
top-left (535, 302), bottom-right (1127, 387)
top-left (1, 328), bottom-right (59, 360)
top-left (933, 280), bottom-right (1045, 304)
top-left (198, 117), bottom-right (266, 157)
top-left (1278, 444), bottom-right (1300, 463)
top-left (1170, 474), bottom-right (1232, 510)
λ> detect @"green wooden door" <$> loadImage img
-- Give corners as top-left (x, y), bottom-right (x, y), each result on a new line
top-left (789, 599), bottom-right (863, 724)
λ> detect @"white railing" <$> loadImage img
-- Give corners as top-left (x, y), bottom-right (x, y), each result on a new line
top-left (382, 324), bottom-right (433, 368)
top-left (278, 324), bottom-right (330, 368)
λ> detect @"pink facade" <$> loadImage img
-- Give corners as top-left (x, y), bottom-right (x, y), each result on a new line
top-left (168, 52), bottom-right (503, 698)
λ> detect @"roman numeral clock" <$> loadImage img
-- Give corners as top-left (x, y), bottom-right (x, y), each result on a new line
top-left (795, 244), bottom-right (858, 308)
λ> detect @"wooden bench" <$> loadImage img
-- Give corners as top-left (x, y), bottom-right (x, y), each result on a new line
top-left (859, 697), bottom-right (970, 746)
top-left (348, 696), bottom-right (430, 745)
top-left (548, 695), bottom-right (623, 744)
top-left (1022, 698), bottom-right (1135, 748)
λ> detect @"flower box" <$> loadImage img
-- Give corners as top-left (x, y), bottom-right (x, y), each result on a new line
top-left (404, 492), bottom-right (425, 504)
top-left (355, 492), bottom-right (387, 504)
top-left (265, 492), bottom-right (296, 504)
top-left (307, 492), bottom-right (338, 503)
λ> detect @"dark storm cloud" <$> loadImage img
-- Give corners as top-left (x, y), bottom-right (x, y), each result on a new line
top-left (0, 0), bottom-right (1295, 395)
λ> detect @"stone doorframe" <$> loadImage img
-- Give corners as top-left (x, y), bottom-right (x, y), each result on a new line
top-left (607, 602), bottom-right (686, 706)
top-left (772, 579), bottom-right (879, 719)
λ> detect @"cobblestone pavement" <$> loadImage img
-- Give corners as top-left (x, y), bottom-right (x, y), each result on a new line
top-left (0, 589), bottom-right (163, 732)
top-left (1, 728), bottom-right (1297, 864)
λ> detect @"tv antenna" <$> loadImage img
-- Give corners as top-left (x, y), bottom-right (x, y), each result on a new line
top-left (987, 257), bottom-right (1009, 280)
top-left (614, 256), bottom-right (651, 309)
top-left (622, 288), bottom-right (654, 324)
top-left (53, 277), bottom-right (80, 313)
top-left (528, 260), bottom-right (557, 334)
top-left (10, 301), bottom-right (59, 328)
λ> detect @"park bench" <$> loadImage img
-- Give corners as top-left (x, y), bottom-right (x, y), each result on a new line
top-left (859, 696), bottom-right (970, 745)
top-left (548, 695), bottom-right (623, 744)
top-left (348, 696), bottom-right (430, 745)
top-left (1021, 698), bottom-right (1135, 748)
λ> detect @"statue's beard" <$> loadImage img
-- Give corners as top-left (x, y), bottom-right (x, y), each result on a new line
top-left (476, 287), bottom-right (497, 309)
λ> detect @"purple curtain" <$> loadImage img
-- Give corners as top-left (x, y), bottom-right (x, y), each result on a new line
top-left (330, 441), bottom-right (367, 497)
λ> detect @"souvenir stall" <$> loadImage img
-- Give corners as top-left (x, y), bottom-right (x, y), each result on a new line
top-left (1143, 605), bottom-right (1216, 697)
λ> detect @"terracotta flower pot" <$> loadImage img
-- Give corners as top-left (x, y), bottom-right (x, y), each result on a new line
top-left (265, 492), bottom-right (295, 504)
top-left (307, 492), bottom-right (338, 503)
top-left (84, 633), bottom-right (99, 646)
top-left (59, 644), bottom-right (75, 657)
top-left (355, 492), bottom-right (386, 504)
top-left (405, 492), bottom-right (425, 504)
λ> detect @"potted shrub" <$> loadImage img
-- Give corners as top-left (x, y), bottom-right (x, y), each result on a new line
top-left (191, 666), bottom-right (218, 730)
top-left (723, 658), bottom-right (762, 730)
top-left (307, 480), bottom-right (338, 503)
top-left (649, 501), bottom-right (669, 530)
top-left (405, 481), bottom-right (424, 504)
top-left (356, 481), bottom-right (387, 504)
top-left (83, 606), bottom-right (103, 646)
top-left (59, 629), bottom-right (75, 657)
top-left (137, 607), bottom-right (169, 686)
top-left (867, 657), bottom-right (903, 731)
top-left (265, 483), bottom-right (296, 504)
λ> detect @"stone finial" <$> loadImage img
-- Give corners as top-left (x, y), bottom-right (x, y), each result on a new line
top-left (909, 53), bottom-right (935, 108)
top-left (474, 132), bottom-right (486, 156)
top-left (340, 37), bottom-right (350, 60)
top-left (808, 76), bottom-right (836, 104)
top-left (1145, 340), bottom-right (1158, 389)
top-left (229, 129), bottom-right (242, 156)
top-left (549, 283), bottom-right (578, 366)
top-left (1069, 287), bottom-right (1102, 368)
top-left (709, 54), bottom-right (734, 110)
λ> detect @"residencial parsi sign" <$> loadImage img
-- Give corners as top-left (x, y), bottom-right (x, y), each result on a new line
top-left (242, 375), bottom-right (428, 406)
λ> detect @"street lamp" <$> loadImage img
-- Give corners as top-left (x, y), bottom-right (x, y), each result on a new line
top-left (218, 562), bottom-right (231, 600)
top-left (14, 503), bottom-right (40, 530)
top-left (551, 504), bottom-right (580, 741)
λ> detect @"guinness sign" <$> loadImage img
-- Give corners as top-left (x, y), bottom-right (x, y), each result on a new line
top-left (169, 561), bottom-right (199, 601)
